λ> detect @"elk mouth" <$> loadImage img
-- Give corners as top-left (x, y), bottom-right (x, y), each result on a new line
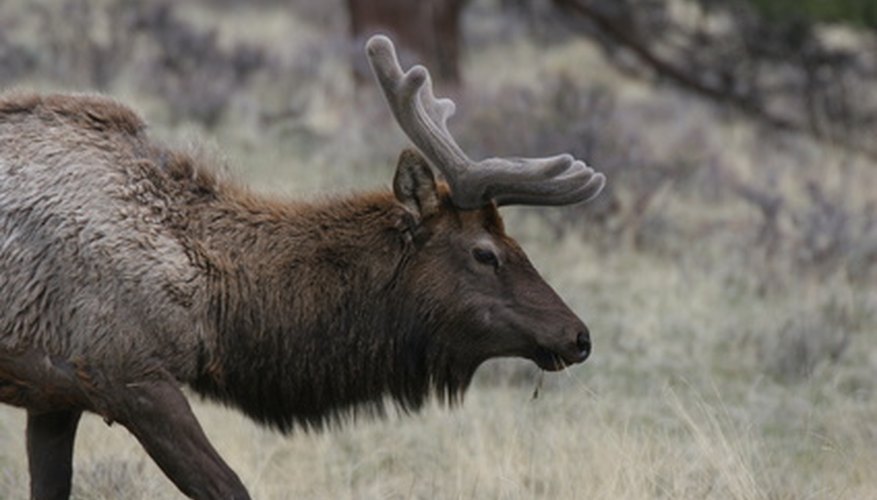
top-left (530, 346), bottom-right (573, 372)
top-left (528, 333), bottom-right (591, 371)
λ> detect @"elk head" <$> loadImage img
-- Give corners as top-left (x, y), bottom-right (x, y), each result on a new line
top-left (368, 35), bottom-right (605, 372)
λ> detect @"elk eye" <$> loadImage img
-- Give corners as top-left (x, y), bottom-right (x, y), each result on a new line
top-left (472, 247), bottom-right (499, 269)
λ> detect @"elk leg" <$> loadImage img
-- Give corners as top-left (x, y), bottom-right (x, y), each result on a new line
top-left (103, 377), bottom-right (250, 500)
top-left (27, 409), bottom-right (82, 500)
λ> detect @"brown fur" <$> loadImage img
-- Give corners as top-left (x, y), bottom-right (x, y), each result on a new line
top-left (0, 91), bottom-right (146, 135)
top-left (0, 93), bottom-right (591, 499)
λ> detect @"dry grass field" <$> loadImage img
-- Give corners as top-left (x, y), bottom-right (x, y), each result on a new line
top-left (1, 1), bottom-right (876, 498)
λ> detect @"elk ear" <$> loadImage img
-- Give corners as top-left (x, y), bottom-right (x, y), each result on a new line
top-left (393, 149), bottom-right (440, 220)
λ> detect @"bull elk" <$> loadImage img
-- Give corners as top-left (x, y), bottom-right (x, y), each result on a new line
top-left (0, 35), bottom-right (605, 499)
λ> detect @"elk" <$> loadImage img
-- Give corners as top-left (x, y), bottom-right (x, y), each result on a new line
top-left (0, 35), bottom-right (605, 499)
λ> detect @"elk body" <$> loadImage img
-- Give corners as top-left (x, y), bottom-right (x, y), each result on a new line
top-left (0, 36), bottom-right (604, 499)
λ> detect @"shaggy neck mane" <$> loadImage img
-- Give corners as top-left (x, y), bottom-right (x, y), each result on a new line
top-left (189, 190), bottom-right (478, 432)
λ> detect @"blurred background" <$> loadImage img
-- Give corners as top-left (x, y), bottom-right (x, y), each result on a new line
top-left (0, 0), bottom-right (875, 498)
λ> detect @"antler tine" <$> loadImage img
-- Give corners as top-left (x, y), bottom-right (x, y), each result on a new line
top-left (366, 34), bottom-right (605, 210)
top-left (486, 156), bottom-right (606, 206)
top-left (366, 35), bottom-right (474, 201)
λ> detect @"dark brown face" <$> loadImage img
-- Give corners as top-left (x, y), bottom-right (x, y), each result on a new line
top-left (393, 150), bottom-right (592, 371)
top-left (409, 204), bottom-right (591, 371)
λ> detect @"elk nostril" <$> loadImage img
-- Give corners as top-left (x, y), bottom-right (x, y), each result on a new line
top-left (576, 331), bottom-right (591, 359)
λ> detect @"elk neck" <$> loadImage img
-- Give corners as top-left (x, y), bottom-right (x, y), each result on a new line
top-left (187, 189), bottom-right (478, 432)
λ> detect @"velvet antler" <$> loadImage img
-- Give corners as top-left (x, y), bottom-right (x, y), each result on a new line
top-left (366, 34), bottom-right (605, 209)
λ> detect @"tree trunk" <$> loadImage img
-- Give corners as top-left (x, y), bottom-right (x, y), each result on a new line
top-left (347, 0), bottom-right (468, 87)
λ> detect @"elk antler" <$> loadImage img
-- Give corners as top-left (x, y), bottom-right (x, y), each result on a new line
top-left (366, 34), bottom-right (605, 210)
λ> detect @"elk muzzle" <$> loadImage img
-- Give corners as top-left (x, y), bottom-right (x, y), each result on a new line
top-left (525, 318), bottom-right (593, 372)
